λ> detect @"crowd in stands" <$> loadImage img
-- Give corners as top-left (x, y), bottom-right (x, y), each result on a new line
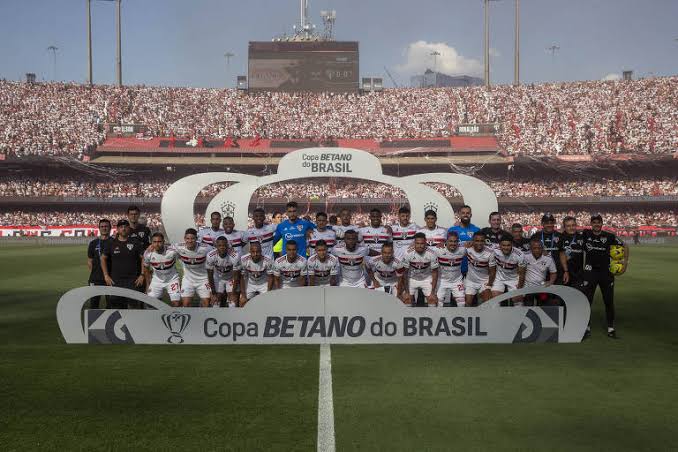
top-left (2, 176), bottom-right (677, 199)
top-left (1, 208), bottom-right (676, 230)
top-left (1, 76), bottom-right (675, 158)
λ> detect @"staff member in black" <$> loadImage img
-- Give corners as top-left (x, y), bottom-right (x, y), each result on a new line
top-left (581, 214), bottom-right (629, 338)
top-left (480, 212), bottom-right (510, 248)
top-left (510, 223), bottom-right (531, 253)
top-left (87, 219), bottom-right (112, 308)
top-left (559, 216), bottom-right (584, 290)
top-left (101, 219), bottom-right (145, 309)
top-left (127, 205), bottom-right (151, 249)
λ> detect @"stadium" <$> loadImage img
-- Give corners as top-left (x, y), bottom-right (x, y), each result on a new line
top-left (1, 0), bottom-right (677, 450)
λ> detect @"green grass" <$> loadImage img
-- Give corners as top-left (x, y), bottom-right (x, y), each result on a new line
top-left (1, 244), bottom-right (677, 451)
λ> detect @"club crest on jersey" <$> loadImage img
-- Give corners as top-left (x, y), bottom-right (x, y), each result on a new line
top-left (297, 225), bottom-right (304, 232)
top-left (601, 237), bottom-right (607, 244)
top-left (220, 201), bottom-right (236, 218)
top-left (126, 243), bottom-right (134, 250)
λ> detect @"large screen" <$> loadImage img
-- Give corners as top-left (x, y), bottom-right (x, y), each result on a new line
top-left (248, 41), bottom-right (359, 93)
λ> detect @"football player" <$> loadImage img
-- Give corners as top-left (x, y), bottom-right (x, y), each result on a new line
top-left (401, 232), bottom-right (439, 306)
top-left (435, 231), bottom-right (467, 307)
top-left (464, 231), bottom-right (497, 306)
top-left (418, 210), bottom-right (447, 248)
top-left (143, 232), bottom-right (181, 307)
top-left (491, 234), bottom-right (527, 306)
top-left (367, 242), bottom-right (404, 298)
top-left (307, 240), bottom-right (340, 286)
top-left (331, 229), bottom-right (370, 288)
top-left (239, 241), bottom-right (273, 305)
top-left (272, 240), bottom-right (307, 289)
top-left (198, 211), bottom-right (225, 248)
top-left (206, 237), bottom-right (241, 307)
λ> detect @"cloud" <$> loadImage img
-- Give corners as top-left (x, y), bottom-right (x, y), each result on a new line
top-left (602, 73), bottom-right (621, 81)
top-left (489, 47), bottom-right (501, 57)
top-left (396, 41), bottom-right (482, 76)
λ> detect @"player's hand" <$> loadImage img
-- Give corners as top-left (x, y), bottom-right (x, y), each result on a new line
top-left (562, 272), bottom-right (570, 285)
top-left (427, 294), bottom-right (438, 306)
top-left (104, 275), bottom-right (114, 286)
top-left (403, 293), bottom-right (413, 305)
top-left (210, 293), bottom-right (219, 305)
top-left (617, 265), bottom-right (627, 276)
top-left (134, 276), bottom-right (144, 287)
top-left (239, 294), bottom-right (247, 306)
top-left (372, 282), bottom-right (381, 290)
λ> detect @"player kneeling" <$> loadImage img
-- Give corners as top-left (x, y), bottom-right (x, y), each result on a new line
top-left (401, 233), bottom-right (439, 306)
top-left (176, 228), bottom-right (212, 307)
top-left (465, 231), bottom-right (497, 306)
top-left (307, 240), bottom-right (340, 286)
top-left (206, 236), bottom-right (241, 307)
top-left (367, 242), bottom-right (405, 298)
top-left (523, 238), bottom-right (557, 306)
top-left (239, 242), bottom-right (273, 305)
top-left (143, 232), bottom-right (181, 307)
top-left (491, 234), bottom-right (527, 306)
top-left (435, 232), bottom-right (467, 307)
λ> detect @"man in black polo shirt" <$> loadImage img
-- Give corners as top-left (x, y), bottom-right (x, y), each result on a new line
top-left (127, 205), bottom-right (151, 249)
top-left (101, 219), bottom-right (145, 309)
top-left (581, 214), bottom-right (629, 338)
top-left (86, 218), bottom-right (112, 308)
top-left (480, 212), bottom-right (510, 249)
top-left (511, 223), bottom-right (531, 253)
top-left (559, 216), bottom-right (585, 290)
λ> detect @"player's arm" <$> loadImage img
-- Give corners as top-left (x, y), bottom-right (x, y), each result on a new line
top-left (143, 266), bottom-right (152, 292)
top-left (239, 270), bottom-right (248, 306)
top-left (428, 268), bottom-right (439, 304)
top-left (207, 268), bottom-right (219, 304)
top-left (87, 245), bottom-right (94, 272)
top-left (619, 242), bottom-right (630, 275)
top-left (267, 273), bottom-right (274, 291)
top-left (546, 271), bottom-right (557, 286)
top-left (517, 266), bottom-right (526, 289)
top-left (367, 266), bottom-right (379, 289)
top-left (272, 224), bottom-right (282, 246)
top-left (135, 252), bottom-right (145, 287)
top-left (297, 268), bottom-right (307, 287)
top-left (559, 250), bottom-right (570, 284)
top-left (487, 265), bottom-right (497, 287)
top-left (232, 269), bottom-right (241, 294)
top-left (100, 248), bottom-right (113, 286)
top-left (330, 275), bottom-right (338, 287)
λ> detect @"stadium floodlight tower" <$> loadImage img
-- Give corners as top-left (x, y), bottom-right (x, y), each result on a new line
top-left (320, 10), bottom-right (336, 41)
top-left (292, 0), bottom-right (319, 41)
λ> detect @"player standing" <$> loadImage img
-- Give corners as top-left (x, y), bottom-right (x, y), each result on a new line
top-left (221, 216), bottom-right (246, 260)
top-left (143, 232), bottom-right (181, 307)
top-left (334, 208), bottom-right (361, 245)
top-left (401, 232), bottom-right (439, 306)
top-left (391, 206), bottom-right (419, 260)
top-left (273, 202), bottom-right (315, 257)
top-left (272, 240), bottom-right (308, 289)
top-left (464, 231), bottom-right (497, 306)
top-left (367, 242), bottom-right (405, 298)
top-left (175, 228), bottom-right (212, 307)
top-left (331, 230), bottom-right (369, 288)
top-left (239, 242), bottom-right (273, 305)
top-left (206, 237), bottom-right (241, 307)
top-left (448, 205), bottom-right (480, 276)
top-left (86, 218), bottom-right (112, 309)
top-left (126, 205), bottom-right (151, 249)
top-left (581, 214), bottom-right (629, 338)
top-left (308, 212), bottom-right (337, 255)
top-left (418, 210), bottom-right (447, 248)
top-left (491, 234), bottom-right (527, 306)
top-left (307, 240), bottom-right (340, 286)
top-left (511, 223), bottom-right (531, 253)
top-left (434, 231), bottom-right (467, 306)
top-left (247, 208), bottom-right (276, 260)
top-left (198, 211), bottom-right (225, 248)
top-left (558, 216), bottom-right (585, 290)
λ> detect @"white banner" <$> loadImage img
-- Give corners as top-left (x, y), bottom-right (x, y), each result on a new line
top-left (0, 226), bottom-right (97, 237)
top-left (57, 285), bottom-right (590, 345)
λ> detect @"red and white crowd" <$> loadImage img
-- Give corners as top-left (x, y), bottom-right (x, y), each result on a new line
top-left (1, 76), bottom-right (675, 158)
top-left (1, 176), bottom-right (677, 199)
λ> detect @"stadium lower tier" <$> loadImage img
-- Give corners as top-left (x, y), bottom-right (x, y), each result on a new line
top-left (0, 207), bottom-right (675, 237)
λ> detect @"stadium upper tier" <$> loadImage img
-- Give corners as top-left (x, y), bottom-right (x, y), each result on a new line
top-left (0, 77), bottom-right (675, 159)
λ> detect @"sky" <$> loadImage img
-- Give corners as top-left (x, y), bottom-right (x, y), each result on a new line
top-left (0, 0), bottom-right (677, 88)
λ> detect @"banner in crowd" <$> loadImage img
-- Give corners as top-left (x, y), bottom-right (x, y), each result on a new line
top-left (161, 147), bottom-right (499, 244)
top-left (106, 124), bottom-right (148, 137)
top-left (56, 285), bottom-right (590, 345)
top-left (456, 123), bottom-right (501, 136)
top-left (0, 225), bottom-right (98, 237)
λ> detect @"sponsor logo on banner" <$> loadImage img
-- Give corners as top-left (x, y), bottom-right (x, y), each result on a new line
top-left (56, 286), bottom-right (590, 345)
top-left (301, 151), bottom-right (353, 173)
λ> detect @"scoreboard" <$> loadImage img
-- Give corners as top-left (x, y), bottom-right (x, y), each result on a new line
top-left (248, 41), bottom-right (359, 93)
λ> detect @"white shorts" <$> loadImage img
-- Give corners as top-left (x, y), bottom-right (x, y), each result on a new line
top-left (437, 280), bottom-right (465, 302)
top-left (214, 275), bottom-right (237, 294)
top-left (147, 277), bottom-right (181, 302)
top-left (408, 278), bottom-right (432, 296)
top-left (491, 278), bottom-right (519, 293)
top-left (374, 284), bottom-right (398, 296)
top-left (181, 278), bottom-right (211, 299)
top-left (465, 279), bottom-right (491, 296)
top-left (246, 284), bottom-right (268, 300)
top-left (339, 277), bottom-right (367, 288)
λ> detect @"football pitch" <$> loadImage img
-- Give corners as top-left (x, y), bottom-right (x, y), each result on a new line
top-left (1, 244), bottom-right (676, 451)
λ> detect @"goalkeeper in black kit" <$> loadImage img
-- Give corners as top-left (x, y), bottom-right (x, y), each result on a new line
top-left (580, 214), bottom-right (629, 339)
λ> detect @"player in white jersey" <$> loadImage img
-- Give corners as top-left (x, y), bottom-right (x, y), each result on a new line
top-left (333, 208), bottom-right (362, 244)
top-left (206, 237), bottom-right (242, 307)
top-left (307, 240), bottom-right (339, 286)
top-left (239, 242), bottom-right (273, 304)
top-left (359, 208), bottom-right (393, 255)
top-left (523, 238), bottom-right (557, 288)
top-left (222, 216), bottom-right (246, 260)
top-left (418, 209), bottom-right (447, 248)
top-left (391, 206), bottom-right (419, 259)
top-left (465, 231), bottom-right (497, 306)
top-left (246, 208), bottom-right (276, 260)
top-left (435, 231), bottom-right (467, 307)
top-left (197, 211), bottom-right (225, 249)
top-left (273, 240), bottom-right (307, 289)
top-left (307, 212), bottom-right (337, 256)
top-left (143, 232), bottom-right (181, 306)
top-left (174, 228), bottom-right (212, 307)
top-left (401, 233), bottom-right (440, 306)
top-left (367, 243), bottom-right (404, 298)
top-left (331, 229), bottom-right (369, 288)
top-left (491, 235), bottom-right (527, 306)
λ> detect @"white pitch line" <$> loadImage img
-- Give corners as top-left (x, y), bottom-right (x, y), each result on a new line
top-left (317, 343), bottom-right (336, 452)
